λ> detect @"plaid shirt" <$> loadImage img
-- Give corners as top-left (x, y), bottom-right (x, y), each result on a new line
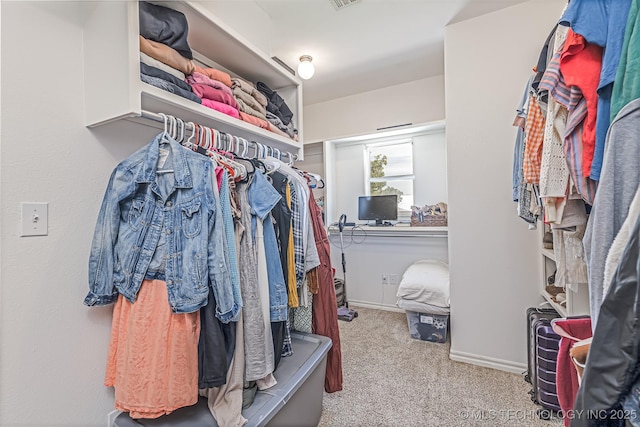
top-left (290, 183), bottom-right (305, 288)
top-left (523, 94), bottom-right (546, 184)
top-left (281, 318), bottom-right (293, 357)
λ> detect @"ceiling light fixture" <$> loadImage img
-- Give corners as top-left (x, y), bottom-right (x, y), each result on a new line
top-left (297, 55), bottom-right (315, 80)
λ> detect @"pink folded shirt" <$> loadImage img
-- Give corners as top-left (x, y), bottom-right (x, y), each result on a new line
top-left (201, 99), bottom-right (240, 119)
top-left (187, 73), bottom-right (233, 97)
top-left (193, 65), bottom-right (232, 87)
top-left (189, 83), bottom-right (238, 108)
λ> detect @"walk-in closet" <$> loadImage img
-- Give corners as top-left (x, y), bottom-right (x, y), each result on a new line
top-left (2, 0), bottom-right (639, 426)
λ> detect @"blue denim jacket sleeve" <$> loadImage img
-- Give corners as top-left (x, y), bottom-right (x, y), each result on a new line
top-left (85, 168), bottom-right (133, 306)
top-left (208, 171), bottom-right (239, 323)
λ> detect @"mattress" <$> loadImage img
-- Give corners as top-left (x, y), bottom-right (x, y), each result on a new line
top-left (396, 298), bottom-right (450, 315)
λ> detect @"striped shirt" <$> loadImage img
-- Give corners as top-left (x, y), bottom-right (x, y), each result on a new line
top-left (542, 53), bottom-right (598, 204)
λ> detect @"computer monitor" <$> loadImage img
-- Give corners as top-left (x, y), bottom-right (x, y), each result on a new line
top-left (358, 195), bottom-right (398, 225)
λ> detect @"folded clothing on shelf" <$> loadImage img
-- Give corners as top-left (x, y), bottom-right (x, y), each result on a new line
top-left (257, 81), bottom-right (294, 126)
top-left (140, 62), bottom-right (192, 93)
top-left (140, 73), bottom-right (201, 104)
top-left (139, 35), bottom-right (195, 75)
top-left (139, 1), bottom-right (193, 59)
top-left (194, 65), bottom-right (232, 87)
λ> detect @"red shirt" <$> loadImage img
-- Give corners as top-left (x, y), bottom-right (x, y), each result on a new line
top-left (560, 29), bottom-right (603, 179)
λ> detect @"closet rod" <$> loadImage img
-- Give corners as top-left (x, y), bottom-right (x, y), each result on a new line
top-left (138, 110), bottom-right (298, 162)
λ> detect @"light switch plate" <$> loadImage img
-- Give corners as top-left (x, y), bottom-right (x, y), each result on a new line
top-left (20, 202), bottom-right (48, 236)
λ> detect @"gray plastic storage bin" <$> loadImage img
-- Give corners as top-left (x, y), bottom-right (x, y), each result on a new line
top-left (113, 332), bottom-right (332, 427)
top-left (406, 310), bottom-right (449, 343)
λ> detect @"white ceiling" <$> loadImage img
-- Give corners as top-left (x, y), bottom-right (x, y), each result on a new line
top-left (256, 0), bottom-right (527, 105)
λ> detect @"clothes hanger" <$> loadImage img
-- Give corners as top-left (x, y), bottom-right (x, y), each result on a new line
top-left (284, 151), bottom-right (294, 166)
top-left (176, 118), bottom-right (185, 143)
top-left (181, 121), bottom-right (198, 152)
top-left (156, 113), bottom-right (174, 175)
top-left (200, 126), bottom-right (241, 179)
top-left (158, 113), bottom-right (171, 145)
top-left (261, 154), bottom-right (281, 174)
top-left (168, 115), bottom-right (178, 141)
top-left (239, 137), bottom-right (249, 158)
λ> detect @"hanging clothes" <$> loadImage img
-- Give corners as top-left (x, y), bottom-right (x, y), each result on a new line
top-left (512, 76), bottom-right (532, 203)
top-left (235, 180), bottom-right (272, 382)
top-left (538, 25), bottom-right (570, 224)
top-left (610, 0), bottom-right (640, 123)
top-left (572, 213), bottom-right (640, 427)
top-left (248, 170), bottom-right (288, 323)
top-left (105, 279), bottom-right (200, 419)
top-left (198, 286), bottom-right (236, 389)
top-left (559, 29), bottom-right (603, 179)
top-left (522, 93), bottom-right (546, 185)
top-left (603, 185), bottom-right (640, 299)
top-left (87, 132), bottom-right (246, 419)
top-left (583, 98), bottom-right (640, 325)
top-left (540, 48), bottom-right (598, 206)
top-left (308, 194), bottom-right (343, 393)
top-left (269, 171), bottom-right (293, 290)
top-left (560, 0), bottom-right (633, 181)
top-left (199, 316), bottom-right (247, 427)
top-left (85, 132), bottom-right (237, 321)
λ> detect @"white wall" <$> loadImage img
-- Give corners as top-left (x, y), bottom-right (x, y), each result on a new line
top-left (199, 0), bottom-right (273, 55)
top-left (413, 132), bottom-right (448, 206)
top-left (333, 144), bottom-right (365, 223)
top-left (445, 0), bottom-right (566, 371)
top-left (329, 233), bottom-right (449, 310)
top-left (303, 75), bottom-right (445, 143)
top-left (0, 3), bottom-right (181, 426)
top-left (0, 3), bottom-right (281, 425)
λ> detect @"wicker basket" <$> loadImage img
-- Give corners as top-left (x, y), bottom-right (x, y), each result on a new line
top-left (410, 202), bottom-right (448, 227)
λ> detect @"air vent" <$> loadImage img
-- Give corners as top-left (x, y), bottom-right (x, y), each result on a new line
top-left (271, 56), bottom-right (296, 76)
top-left (330, 0), bottom-right (361, 11)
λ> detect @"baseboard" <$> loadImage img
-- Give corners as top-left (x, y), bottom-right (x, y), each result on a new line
top-left (449, 350), bottom-right (527, 374)
top-left (348, 300), bottom-right (405, 313)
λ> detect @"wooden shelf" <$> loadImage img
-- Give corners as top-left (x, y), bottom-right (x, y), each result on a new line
top-left (541, 290), bottom-right (567, 317)
top-left (83, 1), bottom-right (304, 156)
top-left (541, 247), bottom-right (555, 261)
top-left (134, 84), bottom-right (302, 154)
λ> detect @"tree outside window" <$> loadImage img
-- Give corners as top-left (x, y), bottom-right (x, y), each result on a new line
top-left (366, 141), bottom-right (414, 219)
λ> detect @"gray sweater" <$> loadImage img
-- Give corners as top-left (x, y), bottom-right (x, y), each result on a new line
top-left (584, 97), bottom-right (640, 326)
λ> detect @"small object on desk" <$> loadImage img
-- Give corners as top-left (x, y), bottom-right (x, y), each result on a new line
top-left (344, 222), bottom-right (356, 227)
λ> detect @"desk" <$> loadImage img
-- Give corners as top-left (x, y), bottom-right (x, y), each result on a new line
top-left (327, 224), bottom-right (448, 238)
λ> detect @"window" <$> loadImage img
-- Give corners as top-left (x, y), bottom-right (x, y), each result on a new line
top-left (364, 139), bottom-right (414, 219)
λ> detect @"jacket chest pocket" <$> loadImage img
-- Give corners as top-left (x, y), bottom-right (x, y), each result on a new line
top-left (181, 201), bottom-right (202, 238)
top-left (128, 199), bottom-right (146, 231)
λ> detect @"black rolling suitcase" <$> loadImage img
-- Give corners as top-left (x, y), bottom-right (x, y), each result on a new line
top-left (535, 321), bottom-right (561, 413)
top-left (525, 307), bottom-right (558, 384)
top-left (525, 307), bottom-right (560, 416)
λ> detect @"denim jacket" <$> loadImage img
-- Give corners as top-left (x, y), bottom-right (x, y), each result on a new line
top-left (85, 133), bottom-right (238, 321)
top-left (248, 170), bottom-right (288, 321)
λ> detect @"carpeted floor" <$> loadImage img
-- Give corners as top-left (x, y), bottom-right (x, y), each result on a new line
top-left (318, 307), bottom-right (563, 427)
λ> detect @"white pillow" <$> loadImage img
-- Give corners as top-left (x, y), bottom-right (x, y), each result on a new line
top-left (396, 260), bottom-right (450, 307)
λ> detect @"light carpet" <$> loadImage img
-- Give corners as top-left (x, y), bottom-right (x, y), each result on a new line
top-left (318, 306), bottom-right (563, 427)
